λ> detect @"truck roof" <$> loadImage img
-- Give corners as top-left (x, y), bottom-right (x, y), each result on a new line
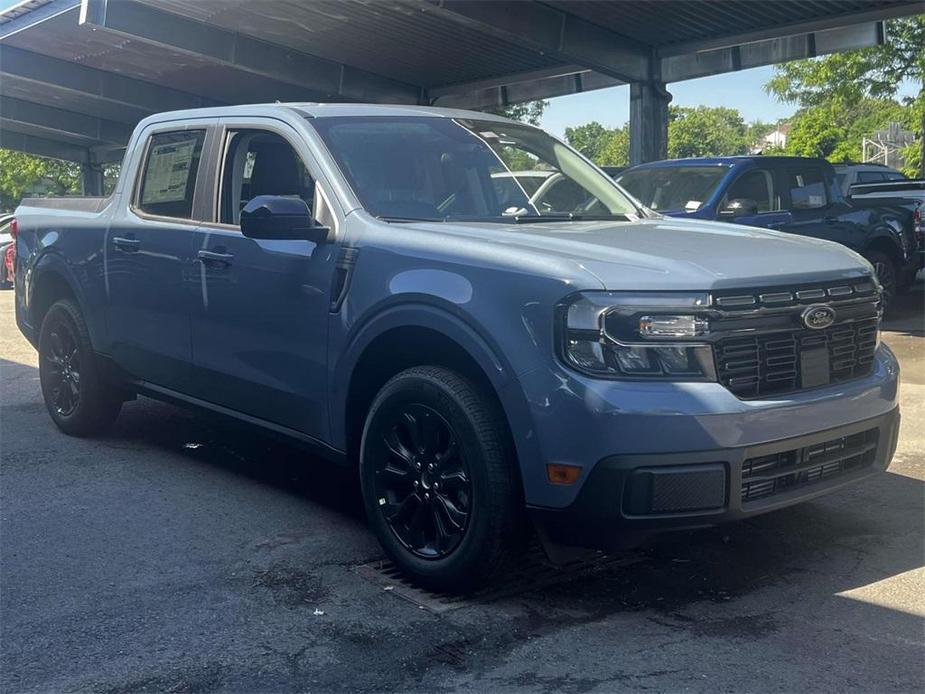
top-left (133, 102), bottom-right (519, 130)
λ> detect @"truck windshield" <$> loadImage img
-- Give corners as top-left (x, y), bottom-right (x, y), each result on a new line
top-left (616, 165), bottom-right (730, 213)
top-left (310, 116), bottom-right (640, 222)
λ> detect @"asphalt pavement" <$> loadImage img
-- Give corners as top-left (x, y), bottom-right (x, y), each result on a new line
top-left (1, 283), bottom-right (923, 693)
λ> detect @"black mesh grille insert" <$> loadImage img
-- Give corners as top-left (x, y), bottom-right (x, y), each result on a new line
top-left (741, 429), bottom-right (879, 504)
top-left (716, 317), bottom-right (878, 399)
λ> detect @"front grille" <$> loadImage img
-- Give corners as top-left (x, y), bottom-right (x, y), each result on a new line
top-left (741, 429), bottom-right (879, 504)
top-left (716, 317), bottom-right (878, 399)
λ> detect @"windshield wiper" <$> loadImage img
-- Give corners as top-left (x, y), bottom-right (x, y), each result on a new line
top-left (376, 215), bottom-right (443, 223)
top-left (511, 213), bottom-right (632, 223)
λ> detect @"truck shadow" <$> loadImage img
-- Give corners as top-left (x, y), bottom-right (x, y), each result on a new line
top-left (104, 385), bottom-right (923, 620)
top-left (3, 355), bottom-right (922, 654)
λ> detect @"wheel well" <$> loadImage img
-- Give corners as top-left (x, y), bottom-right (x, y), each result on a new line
top-left (345, 326), bottom-right (514, 464)
top-left (863, 236), bottom-right (902, 264)
top-left (31, 270), bottom-right (77, 333)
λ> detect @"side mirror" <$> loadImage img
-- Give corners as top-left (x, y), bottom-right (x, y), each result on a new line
top-left (719, 198), bottom-right (759, 218)
top-left (240, 195), bottom-right (330, 243)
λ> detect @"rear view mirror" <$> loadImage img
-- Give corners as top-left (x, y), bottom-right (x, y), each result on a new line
top-left (720, 198), bottom-right (759, 218)
top-left (240, 195), bottom-right (330, 243)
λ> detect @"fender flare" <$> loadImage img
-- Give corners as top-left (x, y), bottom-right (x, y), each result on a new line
top-left (329, 299), bottom-right (542, 476)
top-left (28, 251), bottom-right (96, 346)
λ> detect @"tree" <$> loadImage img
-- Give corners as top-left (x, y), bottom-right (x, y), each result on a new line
top-left (783, 98), bottom-right (908, 161)
top-left (0, 149), bottom-right (81, 212)
top-left (667, 105), bottom-right (749, 158)
top-left (765, 16), bottom-right (924, 176)
top-left (487, 100), bottom-right (548, 126)
top-left (564, 122), bottom-right (629, 167)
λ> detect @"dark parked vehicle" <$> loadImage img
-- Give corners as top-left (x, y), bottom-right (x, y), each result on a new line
top-left (13, 105), bottom-right (900, 591)
top-left (616, 156), bottom-right (922, 305)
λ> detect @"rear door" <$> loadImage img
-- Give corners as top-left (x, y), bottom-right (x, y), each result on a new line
top-left (105, 124), bottom-right (211, 390)
top-left (186, 118), bottom-right (341, 440)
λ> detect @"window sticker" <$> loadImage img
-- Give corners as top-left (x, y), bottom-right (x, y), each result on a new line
top-left (685, 200), bottom-right (701, 210)
top-left (142, 138), bottom-right (197, 204)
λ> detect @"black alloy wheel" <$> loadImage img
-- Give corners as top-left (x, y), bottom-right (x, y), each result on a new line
top-left (372, 403), bottom-right (471, 558)
top-left (42, 318), bottom-right (82, 417)
top-left (38, 299), bottom-right (122, 436)
top-left (360, 366), bottom-right (523, 592)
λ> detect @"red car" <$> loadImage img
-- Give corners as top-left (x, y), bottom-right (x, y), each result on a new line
top-left (0, 214), bottom-right (14, 289)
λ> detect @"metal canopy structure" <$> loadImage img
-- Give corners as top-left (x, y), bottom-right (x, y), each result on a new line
top-left (1, 0), bottom-right (921, 192)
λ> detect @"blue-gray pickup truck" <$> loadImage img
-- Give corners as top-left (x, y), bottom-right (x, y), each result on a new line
top-left (12, 104), bottom-right (900, 591)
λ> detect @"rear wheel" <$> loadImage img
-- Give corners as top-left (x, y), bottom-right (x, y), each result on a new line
top-left (39, 299), bottom-right (121, 436)
top-left (359, 366), bottom-right (522, 592)
top-left (864, 251), bottom-right (896, 312)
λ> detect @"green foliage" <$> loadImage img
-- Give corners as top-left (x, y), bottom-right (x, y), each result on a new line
top-left (784, 98), bottom-right (908, 162)
top-left (765, 17), bottom-right (924, 107)
top-left (564, 121), bottom-right (629, 166)
top-left (667, 105), bottom-right (750, 158)
top-left (487, 100), bottom-right (548, 126)
top-left (765, 16), bottom-right (924, 176)
top-left (0, 149), bottom-right (81, 212)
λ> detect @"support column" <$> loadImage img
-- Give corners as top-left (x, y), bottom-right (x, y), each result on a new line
top-left (629, 81), bottom-right (672, 165)
top-left (80, 161), bottom-right (104, 196)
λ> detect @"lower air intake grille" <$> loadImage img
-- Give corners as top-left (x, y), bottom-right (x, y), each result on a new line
top-left (741, 428), bottom-right (879, 504)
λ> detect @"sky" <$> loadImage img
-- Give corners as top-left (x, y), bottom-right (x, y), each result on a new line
top-left (539, 65), bottom-right (922, 138)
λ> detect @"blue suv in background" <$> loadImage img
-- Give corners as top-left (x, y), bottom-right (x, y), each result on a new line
top-left (616, 156), bottom-right (922, 306)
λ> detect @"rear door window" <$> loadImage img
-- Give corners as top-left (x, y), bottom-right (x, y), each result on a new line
top-left (136, 130), bottom-right (206, 219)
top-left (784, 167), bottom-right (828, 210)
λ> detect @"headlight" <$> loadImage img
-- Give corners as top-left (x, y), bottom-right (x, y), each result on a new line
top-left (559, 292), bottom-right (717, 380)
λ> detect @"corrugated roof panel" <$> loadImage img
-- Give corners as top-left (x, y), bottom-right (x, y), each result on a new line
top-left (137, 0), bottom-right (565, 88)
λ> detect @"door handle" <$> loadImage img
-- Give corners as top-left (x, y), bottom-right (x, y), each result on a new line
top-left (823, 216), bottom-right (839, 224)
top-left (112, 236), bottom-right (140, 252)
top-left (197, 249), bottom-right (234, 266)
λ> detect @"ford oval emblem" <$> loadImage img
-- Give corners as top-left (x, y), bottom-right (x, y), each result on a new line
top-left (802, 304), bottom-right (836, 330)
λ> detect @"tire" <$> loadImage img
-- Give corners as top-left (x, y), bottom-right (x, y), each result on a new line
top-left (864, 251), bottom-right (896, 312)
top-left (38, 299), bottom-right (122, 436)
top-left (359, 366), bottom-right (522, 592)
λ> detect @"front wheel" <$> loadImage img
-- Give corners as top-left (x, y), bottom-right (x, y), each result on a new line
top-left (359, 366), bottom-right (523, 592)
top-left (864, 251), bottom-right (896, 312)
top-left (39, 299), bottom-right (122, 436)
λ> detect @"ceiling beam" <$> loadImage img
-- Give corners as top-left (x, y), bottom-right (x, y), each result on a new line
top-left (0, 129), bottom-right (89, 164)
top-left (0, 96), bottom-right (132, 146)
top-left (662, 22), bottom-right (886, 83)
top-left (417, 0), bottom-right (650, 83)
top-left (78, 0), bottom-right (423, 104)
top-left (657, 2), bottom-right (919, 57)
top-left (436, 71), bottom-right (621, 111)
top-left (0, 45), bottom-right (221, 123)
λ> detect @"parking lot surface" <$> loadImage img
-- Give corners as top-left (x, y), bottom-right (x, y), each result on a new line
top-left (1, 284), bottom-right (923, 693)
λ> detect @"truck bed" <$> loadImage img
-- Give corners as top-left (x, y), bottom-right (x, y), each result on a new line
top-left (19, 196), bottom-right (112, 214)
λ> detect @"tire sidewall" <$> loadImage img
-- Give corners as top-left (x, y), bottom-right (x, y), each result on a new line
top-left (359, 369), bottom-right (507, 588)
top-left (38, 299), bottom-right (118, 435)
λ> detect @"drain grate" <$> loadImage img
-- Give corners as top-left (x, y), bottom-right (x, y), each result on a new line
top-left (356, 544), bottom-right (647, 613)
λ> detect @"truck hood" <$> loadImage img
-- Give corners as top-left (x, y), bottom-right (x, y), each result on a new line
top-left (400, 216), bottom-right (873, 290)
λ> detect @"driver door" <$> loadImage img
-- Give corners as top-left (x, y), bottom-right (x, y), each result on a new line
top-left (719, 167), bottom-right (791, 230)
top-left (186, 120), bottom-right (341, 440)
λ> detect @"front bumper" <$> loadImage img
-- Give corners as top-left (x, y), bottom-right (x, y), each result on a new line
top-left (529, 407), bottom-right (899, 551)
